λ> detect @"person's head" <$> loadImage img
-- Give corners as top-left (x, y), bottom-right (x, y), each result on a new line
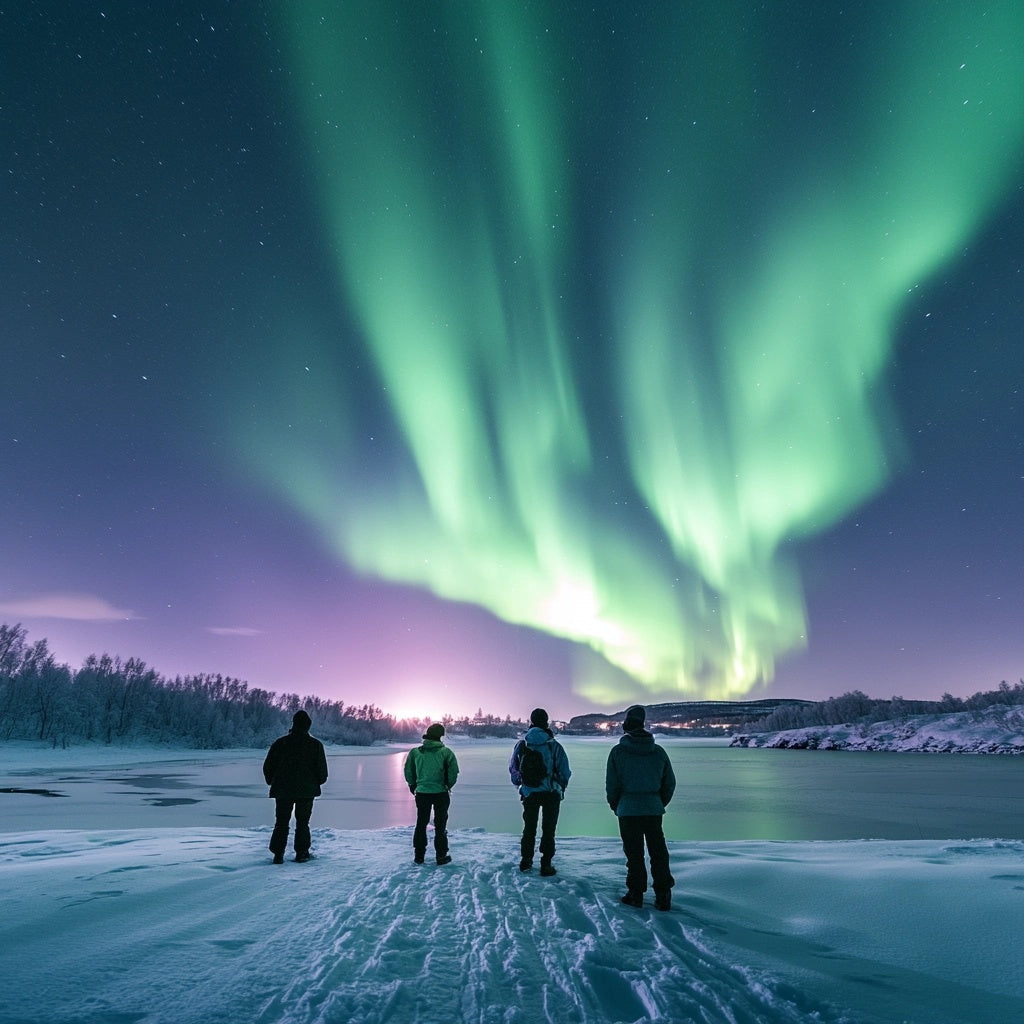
top-left (622, 704), bottom-right (645, 733)
top-left (292, 709), bottom-right (312, 733)
top-left (530, 708), bottom-right (549, 729)
top-left (423, 723), bottom-right (445, 742)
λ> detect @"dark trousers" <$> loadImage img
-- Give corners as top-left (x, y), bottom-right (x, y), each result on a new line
top-left (414, 792), bottom-right (451, 860)
top-left (521, 791), bottom-right (561, 864)
top-left (618, 815), bottom-right (674, 895)
top-left (270, 797), bottom-right (315, 856)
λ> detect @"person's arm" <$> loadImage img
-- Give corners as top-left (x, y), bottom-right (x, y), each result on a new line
top-left (316, 742), bottom-right (329, 786)
top-left (445, 748), bottom-right (459, 789)
top-left (404, 749), bottom-right (417, 793)
top-left (262, 742), bottom-right (278, 786)
top-left (659, 752), bottom-right (676, 807)
top-left (605, 751), bottom-right (621, 812)
top-left (508, 740), bottom-right (523, 786)
top-left (555, 743), bottom-right (571, 792)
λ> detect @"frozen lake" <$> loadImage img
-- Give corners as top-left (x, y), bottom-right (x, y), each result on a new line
top-left (2, 737), bottom-right (1021, 840)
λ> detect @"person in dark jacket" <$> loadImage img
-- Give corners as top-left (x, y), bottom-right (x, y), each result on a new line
top-left (605, 704), bottom-right (676, 909)
top-left (509, 708), bottom-right (571, 876)
top-left (262, 710), bottom-right (329, 864)
top-left (404, 723), bottom-right (459, 865)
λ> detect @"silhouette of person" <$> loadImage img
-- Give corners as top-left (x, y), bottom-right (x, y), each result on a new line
top-left (263, 709), bottom-right (329, 864)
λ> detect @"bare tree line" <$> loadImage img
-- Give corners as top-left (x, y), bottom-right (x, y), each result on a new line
top-left (0, 624), bottom-right (525, 749)
top-left (5, 623), bottom-right (1017, 749)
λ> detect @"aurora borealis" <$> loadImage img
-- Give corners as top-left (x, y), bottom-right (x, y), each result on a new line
top-left (245, 3), bottom-right (1024, 700)
top-left (3, 2), bottom-right (1022, 716)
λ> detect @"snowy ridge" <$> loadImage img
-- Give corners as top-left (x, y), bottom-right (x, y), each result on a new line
top-left (731, 703), bottom-right (1024, 753)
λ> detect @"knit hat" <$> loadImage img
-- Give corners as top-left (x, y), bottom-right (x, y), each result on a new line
top-left (292, 710), bottom-right (312, 731)
top-left (622, 705), bottom-right (645, 732)
top-left (530, 708), bottom-right (549, 728)
top-left (423, 723), bottom-right (445, 741)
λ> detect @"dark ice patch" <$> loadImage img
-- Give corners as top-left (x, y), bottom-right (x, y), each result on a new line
top-left (1, 787), bottom-right (67, 797)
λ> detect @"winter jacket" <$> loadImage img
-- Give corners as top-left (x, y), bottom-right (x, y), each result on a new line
top-left (509, 726), bottom-right (572, 798)
top-left (404, 739), bottom-right (459, 794)
top-left (263, 729), bottom-right (329, 800)
top-left (605, 730), bottom-right (675, 817)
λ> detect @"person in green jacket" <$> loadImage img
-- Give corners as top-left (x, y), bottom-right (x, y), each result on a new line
top-left (404, 723), bottom-right (459, 865)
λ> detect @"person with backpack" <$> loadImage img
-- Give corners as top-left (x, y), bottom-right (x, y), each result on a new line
top-left (509, 708), bottom-right (571, 876)
top-left (605, 704), bottom-right (676, 910)
top-left (404, 723), bottom-right (459, 865)
top-left (262, 709), bottom-right (329, 864)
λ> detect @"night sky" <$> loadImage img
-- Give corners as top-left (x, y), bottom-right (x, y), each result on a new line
top-left (3, 2), bottom-right (1022, 721)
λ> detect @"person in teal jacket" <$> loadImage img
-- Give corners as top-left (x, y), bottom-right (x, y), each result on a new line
top-left (404, 723), bottom-right (459, 865)
top-left (606, 704), bottom-right (676, 909)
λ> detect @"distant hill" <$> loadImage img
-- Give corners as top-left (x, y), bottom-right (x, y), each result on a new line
top-left (565, 699), bottom-right (814, 736)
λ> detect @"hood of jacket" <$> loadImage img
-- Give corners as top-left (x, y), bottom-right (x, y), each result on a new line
top-left (617, 730), bottom-right (655, 752)
top-left (525, 725), bottom-right (554, 747)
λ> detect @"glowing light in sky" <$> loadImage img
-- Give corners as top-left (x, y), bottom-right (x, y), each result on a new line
top-left (240, 2), bottom-right (1024, 702)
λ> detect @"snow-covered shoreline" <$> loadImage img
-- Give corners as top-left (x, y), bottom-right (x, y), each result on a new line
top-left (3, 742), bottom-right (1024, 1022)
top-left (732, 704), bottom-right (1024, 754)
top-left (3, 827), bottom-right (1023, 1024)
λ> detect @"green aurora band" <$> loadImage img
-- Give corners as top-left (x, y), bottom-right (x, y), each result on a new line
top-left (245, 2), bottom-right (1024, 702)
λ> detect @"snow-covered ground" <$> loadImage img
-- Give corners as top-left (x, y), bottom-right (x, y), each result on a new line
top-left (3, 827), bottom-right (1023, 1024)
top-left (2, 744), bottom-right (1024, 1023)
top-left (732, 703), bottom-right (1024, 754)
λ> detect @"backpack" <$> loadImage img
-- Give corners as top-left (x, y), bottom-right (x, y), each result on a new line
top-left (519, 743), bottom-right (548, 788)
